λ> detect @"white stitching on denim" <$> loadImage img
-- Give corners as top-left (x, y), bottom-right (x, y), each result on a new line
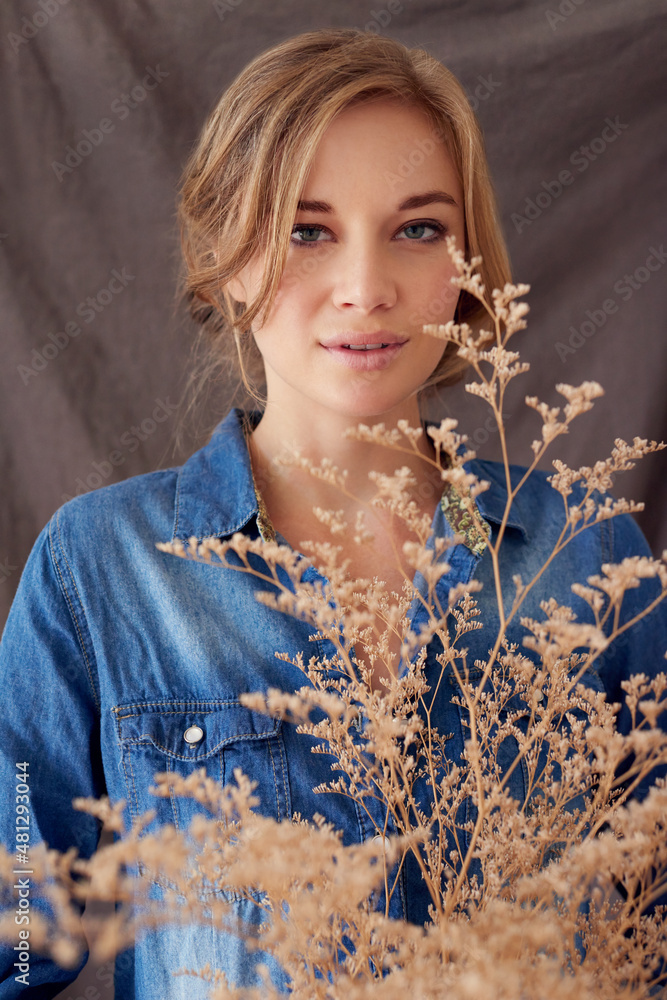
top-left (50, 512), bottom-right (101, 711)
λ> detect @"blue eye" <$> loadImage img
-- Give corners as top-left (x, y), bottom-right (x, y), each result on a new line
top-left (397, 221), bottom-right (445, 242)
top-left (290, 225), bottom-right (331, 245)
top-left (289, 219), bottom-right (447, 247)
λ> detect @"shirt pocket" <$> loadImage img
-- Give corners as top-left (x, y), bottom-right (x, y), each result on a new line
top-left (113, 699), bottom-right (291, 836)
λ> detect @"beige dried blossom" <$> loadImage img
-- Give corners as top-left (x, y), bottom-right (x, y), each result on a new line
top-left (3, 239), bottom-right (667, 999)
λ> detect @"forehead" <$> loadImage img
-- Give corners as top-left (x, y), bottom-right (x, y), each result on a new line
top-left (327, 95), bottom-right (436, 133)
top-left (300, 97), bottom-right (461, 203)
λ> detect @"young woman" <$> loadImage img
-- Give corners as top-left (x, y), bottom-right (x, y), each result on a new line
top-left (1, 28), bottom-right (665, 999)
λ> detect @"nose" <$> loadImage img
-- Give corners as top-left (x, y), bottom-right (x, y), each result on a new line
top-left (331, 238), bottom-right (397, 314)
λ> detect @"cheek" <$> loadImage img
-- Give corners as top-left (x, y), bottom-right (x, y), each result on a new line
top-left (279, 244), bottom-right (335, 295)
top-left (253, 278), bottom-right (304, 332)
top-left (269, 261), bottom-right (325, 318)
top-left (424, 336), bottom-right (447, 369)
top-left (429, 258), bottom-right (460, 304)
top-left (408, 264), bottom-right (460, 329)
top-left (251, 281), bottom-right (315, 355)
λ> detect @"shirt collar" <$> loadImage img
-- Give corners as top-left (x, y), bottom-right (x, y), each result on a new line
top-left (469, 459), bottom-right (529, 540)
top-left (171, 408), bottom-right (261, 542)
top-left (171, 409), bottom-right (528, 546)
top-left (419, 418), bottom-right (528, 545)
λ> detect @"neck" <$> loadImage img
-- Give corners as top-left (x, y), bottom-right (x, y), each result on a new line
top-left (247, 395), bottom-right (440, 515)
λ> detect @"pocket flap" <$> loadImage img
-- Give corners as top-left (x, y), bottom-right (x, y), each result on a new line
top-left (113, 700), bottom-right (280, 760)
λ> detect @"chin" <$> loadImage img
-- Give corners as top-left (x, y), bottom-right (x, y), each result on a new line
top-left (326, 388), bottom-right (422, 424)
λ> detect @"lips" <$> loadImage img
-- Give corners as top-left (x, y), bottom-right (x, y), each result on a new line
top-left (344, 342), bottom-right (389, 351)
top-left (321, 332), bottom-right (408, 371)
top-left (321, 331), bottom-right (408, 349)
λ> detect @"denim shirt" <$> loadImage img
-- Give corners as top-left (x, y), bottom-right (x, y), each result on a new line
top-left (1, 408), bottom-right (665, 998)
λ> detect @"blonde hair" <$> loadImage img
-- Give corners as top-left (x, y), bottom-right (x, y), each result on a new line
top-left (177, 28), bottom-right (511, 406)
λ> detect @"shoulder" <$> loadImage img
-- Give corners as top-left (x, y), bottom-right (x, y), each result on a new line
top-left (465, 457), bottom-right (564, 542)
top-left (466, 458), bottom-right (666, 698)
top-left (50, 465), bottom-right (181, 559)
top-left (42, 407), bottom-right (259, 583)
top-left (466, 457), bottom-right (653, 563)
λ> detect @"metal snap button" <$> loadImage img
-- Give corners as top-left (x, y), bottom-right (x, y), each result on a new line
top-left (372, 834), bottom-right (391, 851)
top-left (183, 725), bottom-right (204, 744)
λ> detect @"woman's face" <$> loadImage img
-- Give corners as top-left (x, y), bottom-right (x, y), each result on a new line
top-left (229, 98), bottom-right (466, 423)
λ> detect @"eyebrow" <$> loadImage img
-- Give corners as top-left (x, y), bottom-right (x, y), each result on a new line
top-left (296, 190), bottom-right (458, 213)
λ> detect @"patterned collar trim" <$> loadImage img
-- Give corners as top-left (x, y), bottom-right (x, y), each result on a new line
top-left (440, 487), bottom-right (491, 557)
top-left (241, 413), bottom-right (277, 543)
top-left (254, 485), bottom-right (277, 543)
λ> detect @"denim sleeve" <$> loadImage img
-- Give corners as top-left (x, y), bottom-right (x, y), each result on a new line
top-left (596, 512), bottom-right (667, 955)
top-left (596, 513), bottom-right (667, 765)
top-left (595, 510), bottom-right (667, 930)
top-left (0, 515), bottom-right (105, 997)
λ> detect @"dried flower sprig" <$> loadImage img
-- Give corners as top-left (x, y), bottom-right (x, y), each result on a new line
top-left (3, 239), bottom-right (667, 998)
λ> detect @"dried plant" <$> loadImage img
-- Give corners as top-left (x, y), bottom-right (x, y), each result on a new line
top-left (2, 239), bottom-right (667, 998)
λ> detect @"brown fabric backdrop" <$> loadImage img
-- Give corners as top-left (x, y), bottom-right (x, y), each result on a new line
top-left (0, 1), bottom-right (665, 991)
